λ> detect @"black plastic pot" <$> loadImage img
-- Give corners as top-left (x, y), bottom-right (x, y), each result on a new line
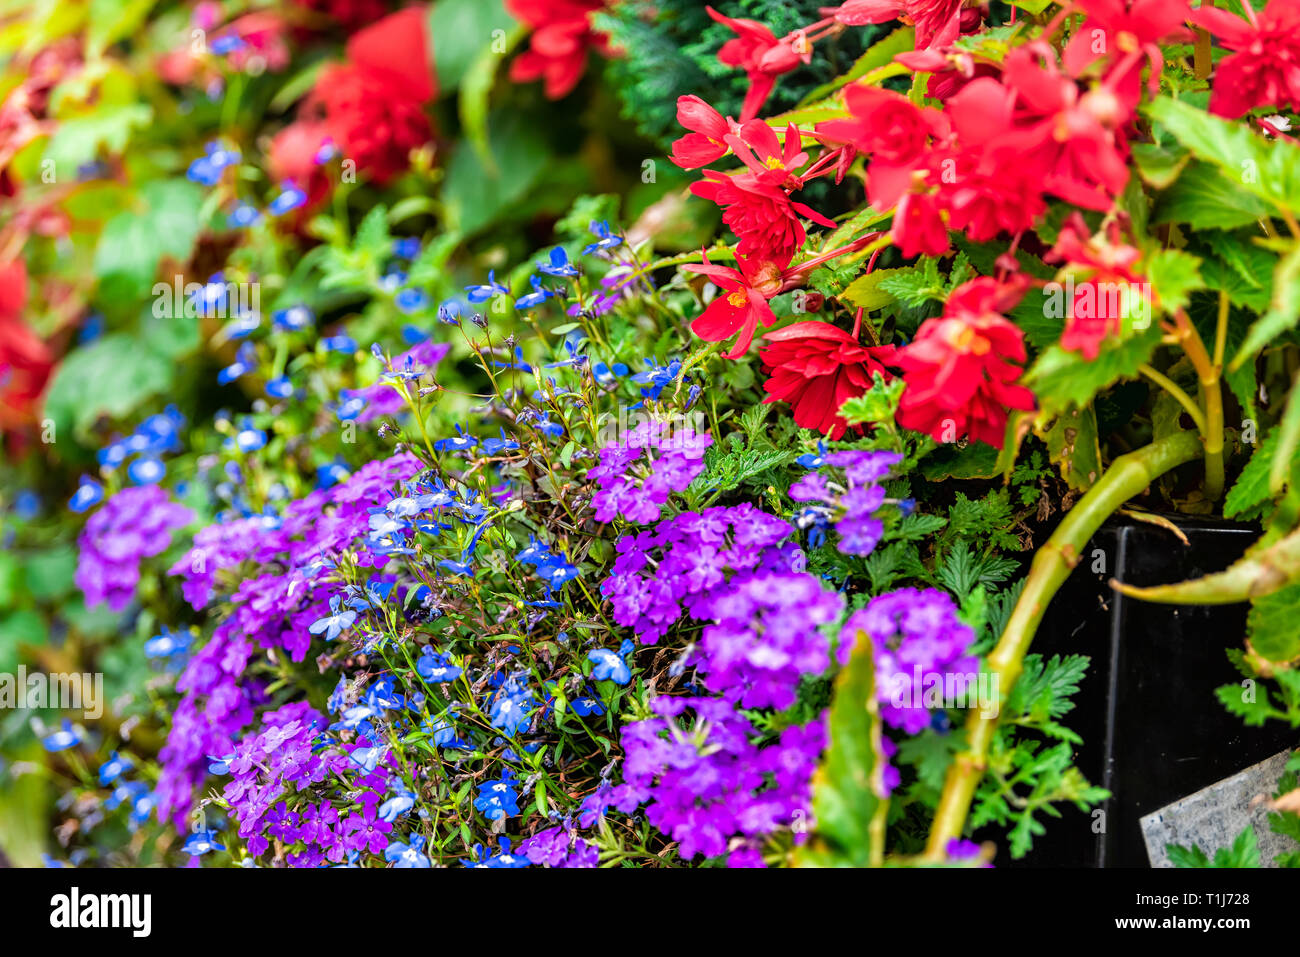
top-left (1005, 516), bottom-right (1296, 867)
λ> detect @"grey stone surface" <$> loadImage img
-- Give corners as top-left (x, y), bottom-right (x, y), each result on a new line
top-left (1141, 751), bottom-right (1298, 867)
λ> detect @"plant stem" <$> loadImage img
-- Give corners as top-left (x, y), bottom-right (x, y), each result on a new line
top-left (1170, 306), bottom-right (1224, 502)
top-left (1138, 363), bottom-right (1206, 433)
top-left (922, 430), bottom-right (1203, 859)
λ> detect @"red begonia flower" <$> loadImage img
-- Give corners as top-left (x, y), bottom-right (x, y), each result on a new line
top-left (669, 96), bottom-right (742, 169)
top-left (507, 0), bottom-right (610, 100)
top-left (895, 277), bottom-right (1036, 448)
top-left (1047, 213), bottom-right (1148, 360)
top-left (690, 170), bottom-right (834, 265)
top-left (706, 5), bottom-right (809, 121)
top-left (822, 0), bottom-right (968, 49)
top-left (1192, 0), bottom-right (1300, 118)
top-left (760, 318), bottom-right (897, 439)
top-left (685, 253), bottom-right (784, 358)
top-left (0, 259), bottom-right (54, 447)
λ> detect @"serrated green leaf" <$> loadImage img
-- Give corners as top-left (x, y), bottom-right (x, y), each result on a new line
top-left (1025, 323), bottom-right (1162, 419)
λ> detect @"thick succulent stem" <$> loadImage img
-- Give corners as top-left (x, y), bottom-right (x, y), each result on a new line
top-left (923, 430), bottom-right (1204, 858)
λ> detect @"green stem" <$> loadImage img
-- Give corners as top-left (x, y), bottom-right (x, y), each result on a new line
top-left (923, 430), bottom-right (1203, 859)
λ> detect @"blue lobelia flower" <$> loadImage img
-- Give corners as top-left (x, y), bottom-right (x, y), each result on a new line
top-left (310, 595), bottom-right (358, 642)
top-left (515, 275), bottom-right (555, 310)
top-left (68, 477), bottom-right (104, 513)
top-left (538, 246), bottom-right (579, 278)
top-left (588, 639), bottom-right (634, 685)
top-left (385, 834), bottom-right (431, 867)
top-left (268, 181), bottom-right (307, 216)
top-left (466, 271), bottom-right (509, 304)
top-left (583, 220), bottom-right (623, 255)
top-left (416, 650), bottom-right (463, 684)
top-left (98, 751), bottom-right (133, 786)
top-left (41, 720), bottom-right (82, 752)
top-left (182, 829), bottom-right (226, 856)
top-left (127, 457), bottom-right (166, 486)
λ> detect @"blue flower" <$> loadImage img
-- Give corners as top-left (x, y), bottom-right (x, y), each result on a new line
top-left (210, 33), bottom-right (245, 55)
top-left (385, 834), bottom-right (431, 867)
top-left (218, 343), bottom-right (257, 385)
top-left (144, 626), bottom-right (192, 659)
top-left (466, 271), bottom-right (509, 304)
top-left (488, 680), bottom-right (536, 736)
top-left (438, 559), bottom-right (473, 576)
top-left (272, 304), bottom-right (314, 332)
top-left (536, 553), bottom-right (580, 591)
top-left (538, 247), bottom-right (579, 278)
top-left (570, 695), bottom-right (605, 717)
top-left (41, 720), bottom-right (82, 752)
top-left (268, 181), bottom-right (307, 216)
top-left (473, 770), bottom-right (520, 821)
top-left (227, 202), bottom-right (262, 228)
top-left (106, 779), bottom-right (148, 811)
top-left (468, 836), bottom-right (530, 868)
top-left (378, 782), bottom-right (417, 823)
top-left (416, 650), bottom-right (462, 684)
top-left (98, 751), bottom-right (133, 786)
top-left (515, 275), bottom-right (555, 310)
top-left (228, 424), bottom-right (268, 454)
top-left (206, 753), bottom-right (234, 775)
top-left (265, 376), bottom-right (295, 399)
top-left (182, 829), bottom-right (226, 855)
top-left (321, 335), bottom-right (357, 353)
top-left (433, 424), bottom-right (477, 453)
top-left (583, 220), bottom-right (623, 254)
top-left (68, 477), bottom-right (104, 513)
top-left (186, 156), bottom-right (221, 186)
top-left (219, 311), bottom-right (261, 341)
top-left (127, 457), bottom-right (166, 486)
top-left (349, 746), bottom-right (383, 775)
top-left (588, 640), bottom-right (634, 685)
top-left (392, 237), bottom-right (421, 259)
top-left (310, 595), bottom-right (358, 642)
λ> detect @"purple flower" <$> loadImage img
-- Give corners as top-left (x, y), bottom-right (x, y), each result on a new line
top-left (588, 419), bottom-right (712, 525)
top-left (75, 486), bottom-right (193, 611)
top-left (842, 588), bottom-right (978, 735)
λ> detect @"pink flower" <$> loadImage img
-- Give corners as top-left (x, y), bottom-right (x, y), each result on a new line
top-left (1192, 0), bottom-right (1300, 118)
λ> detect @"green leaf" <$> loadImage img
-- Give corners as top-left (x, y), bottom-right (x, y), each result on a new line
top-left (1132, 141), bottom-right (1190, 190)
top-left (42, 103), bottom-right (152, 174)
top-left (1024, 323), bottom-right (1162, 419)
top-left (42, 333), bottom-right (174, 441)
top-left (93, 179), bottom-right (204, 288)
top-left (1041, 403), bottom-right (1102, 492)
top-left (1231, 244), bottom-right (1300, 370)
top-left (443, 111), bottom-right (549, 236)
top-left (798, 26), bottom-right (915, 105)
top-left (795, 641), bottom-right (886, 868)
top-left (460, 23), bottom-right (527, 170)
top-left (1247, 581), bottom-right (1300, 665)
top-left (1153, 161), bottom-right (1273, 230)
top-left (428, 0), bottom-right (516, 92)
top-left (1146, 248), bottom-right (1205, 314)
top-left (1223, 426), bottom-right (1278, 520)
top-left (1146, 96), bottom-right (1300, 214)
top-left (841, 267), bottom-right (906, 311)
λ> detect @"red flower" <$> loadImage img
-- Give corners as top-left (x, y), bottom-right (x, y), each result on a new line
top-left (760, 317), bottom-right (896, 439)
top-left (823, 0), bottom-right (968, 49)
top-left (815, 85), bottom-right (942, 208)
top-left (507, 0), bottom-right (610, 100)
top-left (277, 8), bottom-right (435, 190)
top-left (892, 189), bottom-right (950, 258)
top-left (996, 44), bottom-right (1131, 210)
top-left (932, 78), bottom-right (1046, 240)
top-left (669, 96), bottom-right (740, 169)
top-left (685, 254), bottom-right (784, 358)
top-left (1063, 0), bottom-right (1192, 98)
top-left (727, 121), bottom-right (810, 189)
top-left (1047, 214), bottom-right (1147, 360)
top-left (895, 278), bottom-right (1035, 448)
top-left (0, 260), bottom-right (54, 448)
top-left (1192, 0), bottom-right (1300, 118)
top-left (690, 169), bottom-right (834, 265)
top-left (706, 5), bottom-right (809, 121)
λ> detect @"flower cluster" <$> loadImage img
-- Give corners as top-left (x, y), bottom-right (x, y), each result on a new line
top-left (587, 418), bottom-right (712, 523)
top-left (610, 695), bottom-right (825, 866)
top-left (600, 504), bottom-right (802, 644)
top-left (74, 486), bottom-right (193, 612)
top-left (842, 587), bottom-right (977, 735)
top-left (789, 448), bottom-right (903, 555)
top-left (894, 277), bottom-right (1036, 448)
